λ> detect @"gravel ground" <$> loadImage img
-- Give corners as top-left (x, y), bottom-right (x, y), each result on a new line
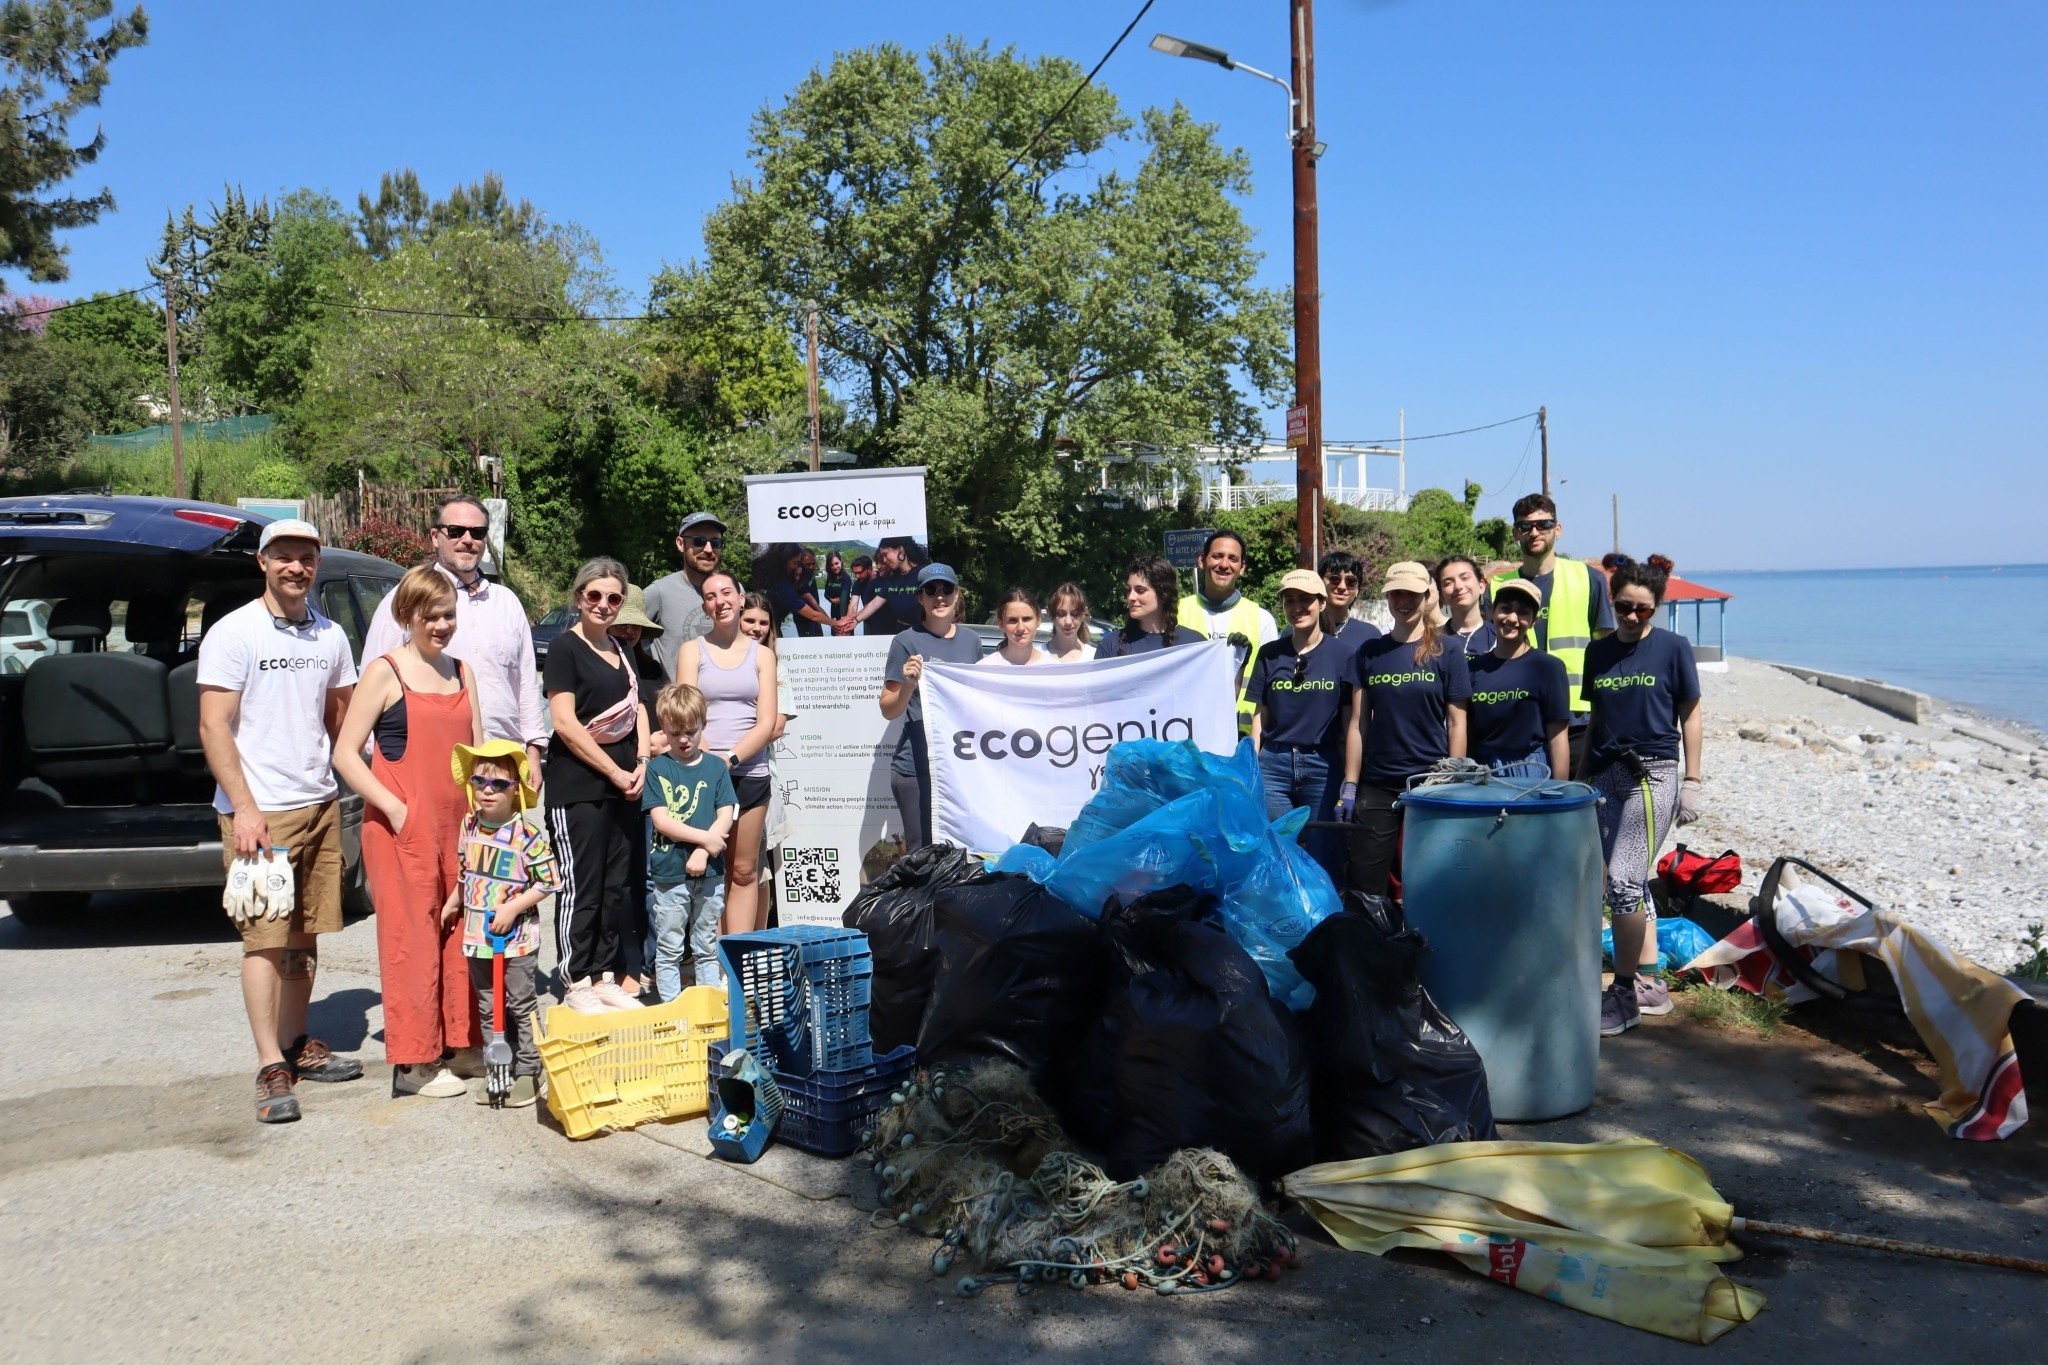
top-left (1690, 658), bottom-right (2048, 971)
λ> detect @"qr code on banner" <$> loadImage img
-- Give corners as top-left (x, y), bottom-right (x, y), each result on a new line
top-left (782, 847), bottom-right (841, 904)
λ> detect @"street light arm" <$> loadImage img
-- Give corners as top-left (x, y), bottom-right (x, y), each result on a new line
top-left (1150, 33), bottom-right (1298, 143)
top-left (1226, 61), bottom-right (1299, 142)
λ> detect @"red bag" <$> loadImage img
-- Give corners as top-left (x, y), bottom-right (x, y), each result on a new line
top-left (1657, 844), bottom-right (1742, 897)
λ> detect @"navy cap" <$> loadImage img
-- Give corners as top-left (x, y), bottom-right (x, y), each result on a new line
top-left (916, 563), bottom-right (959, 588)
top-left (676, 511), bottom-right (726, 536)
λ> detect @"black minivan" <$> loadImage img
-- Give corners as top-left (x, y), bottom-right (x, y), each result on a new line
top-left (0, 494), bottom-right (404, 925)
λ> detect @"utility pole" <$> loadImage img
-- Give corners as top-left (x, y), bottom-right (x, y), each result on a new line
top-left (1538, 405), bottom-right (1549, 498)
top-left (1612, 492), bottom-right (1620, 555)
top-left (805, 302), bottom-right (822, 473)
top-left (164, 274), bottom-right (186, 499)
top-left (1290, 0), bottom-right (1323, 567)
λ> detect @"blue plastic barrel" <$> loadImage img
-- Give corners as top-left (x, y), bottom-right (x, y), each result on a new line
top-left (1399, 776), bottom-right (1604, 1120)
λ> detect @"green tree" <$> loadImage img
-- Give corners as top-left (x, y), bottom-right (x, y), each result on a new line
top-left (355, 168), bottom-right (539, 260)
top-left (0, 331), bottom-right (148, 473)
top-left (0, 0), bottom-right (147, 285)
top-left (696, 39), bottom-right (1288, 595)
top-left (41, 284), bottom-right (158, 365)
top-left (642, 263), bottom-right (808, 434)
top-left (199, 189), bottom-right (350, 409)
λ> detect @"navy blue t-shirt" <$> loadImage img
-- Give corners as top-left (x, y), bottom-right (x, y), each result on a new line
top-left (1250, 635), bottom-right (1350, 753)
top-left (770, 579), bottom-right (824, 637)
top-left (1466, 648), bottom-right (1572, 766)
top-left (1350, 635), bottom-right (1472, 785)
top-left (1328, 616), bottom-right (1384, 660)
top-left (1093, 624), bottom-right (1207, 658)
top-left (864, 573), bottom-right (922, 636)
top-left (1581, 628), bottom-right (1700, 770)
top-left (1447, 622), bottom-right (1497, 656)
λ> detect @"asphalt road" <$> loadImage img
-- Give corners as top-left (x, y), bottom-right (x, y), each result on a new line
top-left (2, 892), bottom-right (2045, 1362)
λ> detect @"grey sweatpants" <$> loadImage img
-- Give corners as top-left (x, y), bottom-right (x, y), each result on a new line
top-left (1592, 755), bottom-right (1679, 961)
top-left (468, 953), bottom-right (541, 1078)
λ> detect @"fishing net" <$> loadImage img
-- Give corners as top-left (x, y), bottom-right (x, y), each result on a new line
top-left (864, 1059), bottom-right (1302, 1297)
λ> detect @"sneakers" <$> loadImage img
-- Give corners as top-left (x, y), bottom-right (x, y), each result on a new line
top-left (1635, 974), bottom-right (1675, 1016)
top-left (1600, 980), bottom-right (1642, 1037)
top-left (476, 1074), bottom-right (540, 1108)
top-left (562, 981), bottom-right (609, 1014)
top-left (391, 1062), bottom-right (467, 1098)
top-left (255, 1063), bottom-right (301, 1123)
top-left (286, 1035), bottom-right (363, 1083)
top-left (591, 975), bottom-right (645, 1011)
top-left (445, 1047), bottom-right (485, 1080)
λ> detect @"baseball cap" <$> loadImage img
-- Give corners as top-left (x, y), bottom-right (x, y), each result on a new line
top-left (915, 563), bottom-right (959, 588)
top-left (1278, 568), bottom-right (1327, 598)
top-left (676, 511), bottom-right (726, 537)
top-left (1381, 561), bottom-right (1432, 595)
top-left (258, 518), bottom-right (322, 551)
top-left (1493, 578), bottom-right (1544, 609)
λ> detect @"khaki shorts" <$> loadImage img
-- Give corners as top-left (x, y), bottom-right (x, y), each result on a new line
top-left (218, 800), bottom-right (343, 952)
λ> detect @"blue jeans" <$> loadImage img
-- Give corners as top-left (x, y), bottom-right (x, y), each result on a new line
top-left (1258, 744), bottom-right (1345, 883)
top-left (650, 877), bottom-right (726, 1002)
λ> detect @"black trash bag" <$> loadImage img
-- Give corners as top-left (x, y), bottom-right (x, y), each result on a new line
top-left (1021, 822), bottom-right (1066, 857)
top-left (1060, 886), bottom-right (1314, 1184)
top-left (1287, 893), bottom-right (1497, 1161)
top-left (842, 842), bottom-right (982, 1052)
top-left (917, 873), bottom-right (1108, 1081)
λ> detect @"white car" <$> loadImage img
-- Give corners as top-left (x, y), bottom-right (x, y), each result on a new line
top-left (0, 599), bottom-right (52, 674)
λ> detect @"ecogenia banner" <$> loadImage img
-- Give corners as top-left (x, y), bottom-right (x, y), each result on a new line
top-left (742, 467), bottom-right (929, 924)
top-left (921, 641), bottom-right (1238, 855)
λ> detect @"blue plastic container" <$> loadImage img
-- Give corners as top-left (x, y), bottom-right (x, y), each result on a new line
top-left (719, 926), bottom-right (874, 1075)
top-left (1398, 775), bottom-right (1604, 1121)
top-left (708, 1039), bottom-right (917, 1158)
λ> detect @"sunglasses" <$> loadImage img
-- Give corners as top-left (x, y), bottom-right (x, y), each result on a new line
top-left (1322, 574), bottom-right (1360, 589)
top-left (686, 535), bottom-right (724, 551)
top-left (919, 582), bottom-right (958, 598)
top-left (580, 589), bottom-right (625, 609)
top-left (1615, 602), bottom-right (1658, 620)
top-left (1290, 655), bottom-right (1312, 685)
top-left (435, 523), bottom-right (487, 542)
top-left (1514, 518), bottom-right (1558, 533)
top-left (468, 775), bottom-right (517, 794)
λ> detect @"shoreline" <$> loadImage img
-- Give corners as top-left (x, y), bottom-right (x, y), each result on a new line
top-left (1744, 652), bottom-right (2048, 747)
top-left (1687, 657), bottom-right (2047, 972)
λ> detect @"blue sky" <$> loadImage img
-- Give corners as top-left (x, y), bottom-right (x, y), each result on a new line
top-left (10, 1), bottom-right (2043, 572)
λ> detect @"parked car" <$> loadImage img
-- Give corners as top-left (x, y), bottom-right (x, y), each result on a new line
top-left (0, 597), bottom-right (53, 674)
top-left (968, 617), bottom-right (1118, 658)
top-left (0, 494), bottom-right (403, 927)
top-left (530, 603), bottom-right (575, 668)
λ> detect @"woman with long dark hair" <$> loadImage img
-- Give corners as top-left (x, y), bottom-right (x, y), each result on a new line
top-left (1436, 554), bottom-right (1493, 655)
top-left (1581, 556), bottom-right (1704, 1037)
top-left (1093, 555), bottom-right (1205, 658)
top-left (1338, 561), bottom-right (1471, 897)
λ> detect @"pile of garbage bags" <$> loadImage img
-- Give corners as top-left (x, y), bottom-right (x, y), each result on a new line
top-left (843, 740), bottom-right (1497, 1177)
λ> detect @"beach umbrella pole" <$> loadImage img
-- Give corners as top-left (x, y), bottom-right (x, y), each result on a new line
top-left (1733, 1216), bottom-right (2048, 1275)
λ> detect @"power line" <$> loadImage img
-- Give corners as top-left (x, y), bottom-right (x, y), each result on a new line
top-left (994, 0), bottom-right (1155, 192)
top-left (1321, 411), bottom-right (1541, 446)
top-left (5, 282), bottom-right (160, 319)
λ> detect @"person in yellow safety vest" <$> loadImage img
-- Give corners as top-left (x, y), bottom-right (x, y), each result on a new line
top-left (1177, 530), bottom-right (1278, 734)
top-left (1489, 492), bottom-right (1616, 781)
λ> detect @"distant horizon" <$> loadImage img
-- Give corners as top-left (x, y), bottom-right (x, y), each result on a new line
top-left (1685, 561), bottom-right (2048, 577)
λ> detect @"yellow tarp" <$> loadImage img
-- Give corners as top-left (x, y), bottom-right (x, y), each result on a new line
top-left (1282, 1138), bottom-right (1766, 1344)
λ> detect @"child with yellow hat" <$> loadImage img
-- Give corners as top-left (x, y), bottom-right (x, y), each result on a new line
top-left (438, 740), bottom-right (558, 1106)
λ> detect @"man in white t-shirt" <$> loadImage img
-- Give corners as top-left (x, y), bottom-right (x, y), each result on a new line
top-left (197, 519), bottom-right (362, 1124)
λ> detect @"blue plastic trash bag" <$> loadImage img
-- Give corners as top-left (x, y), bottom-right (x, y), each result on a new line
top-left (993, 740), bottom-right (1338, 1011)
top-left (1601, 915), bottom-right (1719, 971)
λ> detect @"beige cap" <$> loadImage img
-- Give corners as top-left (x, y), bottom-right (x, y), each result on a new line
top-left (1381, 561), bottom-right (1432, 595)
top-left (1493, 578), bottom-right (1544, 609)
top-left (257, 518), bottom-right (321, 551)
top-left (1278, 568), bottom-right (1327, 598)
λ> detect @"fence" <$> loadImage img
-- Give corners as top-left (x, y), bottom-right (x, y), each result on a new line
top-left (305, 486), bottom-right (459, 541)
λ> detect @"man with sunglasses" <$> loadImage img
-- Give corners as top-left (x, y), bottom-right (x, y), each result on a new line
top-left (364, 494), bottom-right (549, 781)
top-left (1489, 493), bottom-right (1614, 777)
top-left (643, 511), bottom-right (727, 676)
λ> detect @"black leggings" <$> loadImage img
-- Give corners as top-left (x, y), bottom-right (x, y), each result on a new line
top-left (1344, 782), bottom-right (1406, 898)
top-left (890, 767), bottom-right (934, 852)
top-left (549, 796), bottom-right (637, 984)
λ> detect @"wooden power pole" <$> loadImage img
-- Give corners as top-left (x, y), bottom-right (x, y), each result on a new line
top-left (165, 275), bottom-right (186, 499)
top-left (1290, 0), bottom-right (1324, 567)
top-left (1612, 492), bottom-right (1621, 555)
top-left (1538, 405), bottom-right (1549, 498)
top-left (805, 302), bottom-right (822, 473)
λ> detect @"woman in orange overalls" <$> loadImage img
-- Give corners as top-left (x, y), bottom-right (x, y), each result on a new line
top-left (334, 563), bottom-right (485, 1097)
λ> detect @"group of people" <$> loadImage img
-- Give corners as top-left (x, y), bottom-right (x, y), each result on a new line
top-left (201, 488), bottom-right (1703, 1125)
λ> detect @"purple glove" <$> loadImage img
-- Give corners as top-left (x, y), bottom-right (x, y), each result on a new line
top-left (1335, 781), bottom-right (1358, 822)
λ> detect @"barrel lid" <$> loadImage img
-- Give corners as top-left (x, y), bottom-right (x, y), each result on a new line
top-left (1398, 776), bottom-right (1599, 812)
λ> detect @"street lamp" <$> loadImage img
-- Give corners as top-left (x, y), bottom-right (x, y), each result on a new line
top-left (1152, 2), bottom-right (1324, 567)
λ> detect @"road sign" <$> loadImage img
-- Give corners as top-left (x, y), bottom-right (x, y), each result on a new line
top-left (1285, 405), bottom-right (1309, 449)
top-left (1164, 528), bottom-right (1212, 572)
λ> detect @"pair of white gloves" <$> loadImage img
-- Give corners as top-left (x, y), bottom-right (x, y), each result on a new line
top-left (225, 848), bottom-right (296, 925)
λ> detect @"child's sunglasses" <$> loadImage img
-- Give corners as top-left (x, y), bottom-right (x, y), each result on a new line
top-left (469, 775), bottom-right (518, 793)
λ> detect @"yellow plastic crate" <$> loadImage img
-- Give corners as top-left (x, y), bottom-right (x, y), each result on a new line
top-left (540, 985), bottom-right (727, 1140)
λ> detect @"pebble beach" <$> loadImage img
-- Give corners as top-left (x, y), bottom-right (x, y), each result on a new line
top-left (1690, 657), bottom-right (2048, 972)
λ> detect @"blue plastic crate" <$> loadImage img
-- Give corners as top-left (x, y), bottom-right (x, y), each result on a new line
top-left (709, 1039), bottom-right (917, 1158)
top-left (718, 927), bottom-right (874, 1075)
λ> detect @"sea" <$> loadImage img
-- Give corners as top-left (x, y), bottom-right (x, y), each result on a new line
top-left (1689, 564), bottom-right (2048, 736)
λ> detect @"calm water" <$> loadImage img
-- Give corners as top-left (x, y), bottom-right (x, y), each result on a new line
top-left (1687, 564), bottom-right (2048, 734)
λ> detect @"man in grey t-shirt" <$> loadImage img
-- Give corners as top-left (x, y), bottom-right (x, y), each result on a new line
top-left (643, 510), bottom-right (725, 679)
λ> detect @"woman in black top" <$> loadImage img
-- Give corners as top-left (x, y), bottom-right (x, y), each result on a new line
top-left (1094, 555), bottom-right (1205, 658)
top-left (543, 557), bottom-right (650, 1013)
